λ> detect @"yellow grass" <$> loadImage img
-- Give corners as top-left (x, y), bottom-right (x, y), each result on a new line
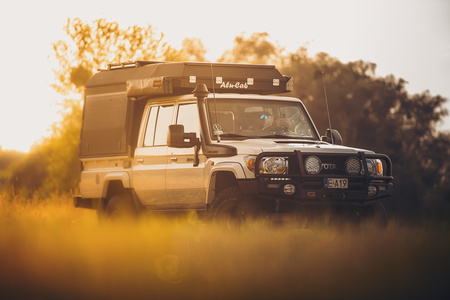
top-left (1, 194), bottom-right (449, 300)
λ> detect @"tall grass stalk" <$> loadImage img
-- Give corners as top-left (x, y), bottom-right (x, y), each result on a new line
top-left (1, 194), bottom-right (449, 300)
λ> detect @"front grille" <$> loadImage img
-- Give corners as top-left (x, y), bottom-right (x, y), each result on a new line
top-left (295, 153), bottom-right (356, 177)
top-left (257, 151), bottom-right (392, 180)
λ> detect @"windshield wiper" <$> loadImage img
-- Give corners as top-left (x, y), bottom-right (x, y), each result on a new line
top-left (256, 134), bottom-right (294, 139)
top-left (218, 133), bottom-right (256, 140)
top-left (218, 133), bottom-right (313, 140)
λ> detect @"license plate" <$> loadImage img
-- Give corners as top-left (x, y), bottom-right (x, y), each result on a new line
top-left (325, 178), bottom-right (348, 189)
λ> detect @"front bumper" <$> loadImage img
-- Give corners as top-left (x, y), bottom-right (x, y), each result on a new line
top-left (238, 178), bottom-right (393, 207)
top-left (238, 150), bottom-right (394, 207)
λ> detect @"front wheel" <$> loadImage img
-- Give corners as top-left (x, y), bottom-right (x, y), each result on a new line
top-left (363, 202), bottom-right (389, 227)
top-left (208, 187), bottom-right (266, 227)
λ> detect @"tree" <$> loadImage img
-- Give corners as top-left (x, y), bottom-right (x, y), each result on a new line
top-left (39, 99), bottom-right (83, 195)
top-left (10, 19), bottom-right (189, 196)
top-left (218, 32), bottom-right (284, 65)
top-left (11, 24), bottom-right (450, 218)
top-left (281, 47), bottom-right (450, 217)
top-left (0, 149), bottom-right (24, 193)
top-left (52, 18), bottom-right (188, 95)
top-left (181, 37), bottom-right (208, 62)
top-left (8, 150), bottom-right (48, 198)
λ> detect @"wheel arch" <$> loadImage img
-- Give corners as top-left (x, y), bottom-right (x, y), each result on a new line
top-left (100, 172), bottom-right (143, 213)
top-left (206, 163), bottom-right (246, 204)
top-left (101, 172), bottom-right (131, 198)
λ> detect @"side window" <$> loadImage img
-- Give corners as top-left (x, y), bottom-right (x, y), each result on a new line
top-left (154, 105), bottom-right (174, 146)
top-left (177, 103), bottom-right (200, 135)
top-left (143, 106), bottom-right (158, 147)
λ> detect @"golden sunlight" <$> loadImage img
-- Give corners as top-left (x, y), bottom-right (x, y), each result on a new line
top-left (0, 195), bottom-right (449, 299)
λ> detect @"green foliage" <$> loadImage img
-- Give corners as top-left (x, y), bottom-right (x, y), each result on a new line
top-left (8, 150), bottom-right (48, 198)
top-left (0, 149), bottom-right (23, 173)
top-left (220, 32), bottom-right (449, 216)
top-left (7, 22), bottom-right (449, 218)
top-left (52, 18), bottom-right (188, 94)
top-left (218, 32), bottom-right (284, 65)
top-left (43, 19), bottom-right (194, 195)
top-left (281, 48), bottom-right (450, 216)
top-left (5, 100), bottom-right (82, 197)
top-left (7, 18), bottom-right (190, 197)
top-left (39, 99), bottom-right (83, 195)
top-left (0, 149), bottom-right (25, 193)
top-left (181, 37), bottom-right (208, 62)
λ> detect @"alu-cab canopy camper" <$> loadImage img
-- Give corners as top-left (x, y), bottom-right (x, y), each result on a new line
top-left (80, 61), bottom-right (292, 158)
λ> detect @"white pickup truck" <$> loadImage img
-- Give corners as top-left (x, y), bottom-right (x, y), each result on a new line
top-left (73, 61), bottom-right (393, 222)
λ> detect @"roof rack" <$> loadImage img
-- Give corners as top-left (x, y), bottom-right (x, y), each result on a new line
top-left (105, 60), bottom-right (164, 71)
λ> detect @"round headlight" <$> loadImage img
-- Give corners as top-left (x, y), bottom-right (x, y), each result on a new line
top-left (261, 157), bottom-right (288, 174)
top-left (345, 157), bottom-right (362, 175)
top-left (305, 156), bottom-right (321, 174)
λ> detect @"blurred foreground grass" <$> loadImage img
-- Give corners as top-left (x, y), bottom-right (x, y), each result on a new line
top-left (1, 194), bottom-right (449, 300)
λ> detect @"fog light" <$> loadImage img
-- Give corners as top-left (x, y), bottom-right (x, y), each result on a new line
top-left (368, 186), bottom-right (377, 197)
top-left (284, 184), bottom-right (296, 195)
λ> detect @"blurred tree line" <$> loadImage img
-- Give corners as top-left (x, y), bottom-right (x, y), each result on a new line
top-left (1, 19), bottom-right (448, 219)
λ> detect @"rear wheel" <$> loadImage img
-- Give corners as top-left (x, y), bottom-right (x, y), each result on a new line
top-left (103, 192), bottom-right (137, 221)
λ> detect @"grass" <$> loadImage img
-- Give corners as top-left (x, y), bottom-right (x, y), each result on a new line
top-left (0, 194), bottom-right (449, 300)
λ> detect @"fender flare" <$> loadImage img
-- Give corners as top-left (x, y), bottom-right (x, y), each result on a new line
top-left (101, 172), bottom-right (131, 198)
top-left (206, 162), bottom-right (246, 204)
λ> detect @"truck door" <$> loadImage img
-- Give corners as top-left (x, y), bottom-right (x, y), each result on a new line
top-left (133, 104), bottom-right (174, 206)
top-left (166, 102), bottom-right (206, 208)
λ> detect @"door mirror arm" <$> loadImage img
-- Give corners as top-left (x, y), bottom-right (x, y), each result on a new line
top-left (167, 124), bottom-right (201, 167)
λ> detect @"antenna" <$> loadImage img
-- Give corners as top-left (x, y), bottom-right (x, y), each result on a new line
top-left (210, 63), bottom-right (221, 142)
top-left (321, 71), bottom-right (334, 144)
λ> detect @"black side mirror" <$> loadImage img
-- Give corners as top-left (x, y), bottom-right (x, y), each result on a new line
top-left (167, 124), bottom-right (199, 148)
top-left (321, 129), bottom-right (343, 145)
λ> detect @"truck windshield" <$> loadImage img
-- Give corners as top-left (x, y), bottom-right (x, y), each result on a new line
top-left (206, 98), bottom-right (319, 140)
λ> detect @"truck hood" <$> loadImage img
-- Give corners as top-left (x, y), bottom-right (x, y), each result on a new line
top-left (218, 139), bottom-right (374, 155)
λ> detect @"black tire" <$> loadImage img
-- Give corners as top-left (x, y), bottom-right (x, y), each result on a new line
top-left (208, 186), bottom-right (265, 226)
top-left (103, 192), bottom-right (137, 221)
top-left (368, 202), bottom-right (389, 226)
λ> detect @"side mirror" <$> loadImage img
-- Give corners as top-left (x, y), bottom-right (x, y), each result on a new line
top-left (167, 124), bottom-right (199, 148)
top-left (321, 129), bottom-right (342, 145)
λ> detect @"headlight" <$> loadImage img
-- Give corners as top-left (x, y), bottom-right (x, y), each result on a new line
top-left (366, 159), bottom-right (383, 176)
top-left (305, 155), bottom-right (321, 174)
top-left (260, 157), bottom-right (288, 174)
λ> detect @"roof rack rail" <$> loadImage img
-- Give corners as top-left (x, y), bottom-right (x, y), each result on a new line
top-left (104, 60), bottom-right (164, 71)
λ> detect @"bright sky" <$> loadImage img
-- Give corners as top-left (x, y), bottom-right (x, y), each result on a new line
top-left (1, 0), bottom-right (449, 152)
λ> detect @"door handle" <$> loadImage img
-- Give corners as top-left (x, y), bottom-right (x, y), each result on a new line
top-left (171, 157), bottom-right (178, 162)
top-left (137, 159), bottom-right (144, 163)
